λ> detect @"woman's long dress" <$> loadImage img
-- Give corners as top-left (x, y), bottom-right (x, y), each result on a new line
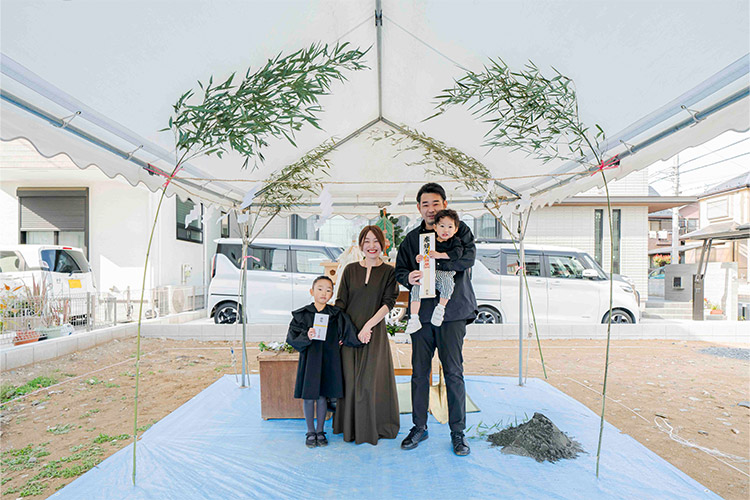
top-left (333, 261), bottom-right (400, 445)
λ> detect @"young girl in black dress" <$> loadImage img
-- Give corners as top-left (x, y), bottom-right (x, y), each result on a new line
top-left (286, 276), bottom-right (365, 448)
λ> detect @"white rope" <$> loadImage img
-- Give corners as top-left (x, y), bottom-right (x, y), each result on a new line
top-left (567, 368), bottom-right (750, 477)
top-left (654, 416), bottom-right (750, 478)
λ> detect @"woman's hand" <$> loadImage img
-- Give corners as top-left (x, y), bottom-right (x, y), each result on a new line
top-left (358, 328), bottom-right (372, 344)
top-left (307, 327), bottom-right (316, 339)
top-left (415, 254), bottom-right (424, 263)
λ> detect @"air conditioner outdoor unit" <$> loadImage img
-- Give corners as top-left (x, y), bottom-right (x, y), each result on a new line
top-left (156, 286), bottom-right (193, 315)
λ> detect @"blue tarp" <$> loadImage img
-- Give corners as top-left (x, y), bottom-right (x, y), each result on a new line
top-left (51, 375), bottom-right (717, 500)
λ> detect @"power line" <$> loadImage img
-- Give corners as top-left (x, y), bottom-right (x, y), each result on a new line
top-left (647, 136), bottom-right (750, 180)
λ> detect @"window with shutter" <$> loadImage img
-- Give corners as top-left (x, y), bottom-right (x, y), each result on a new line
top-left (17, 188), bottom-right (88, 257)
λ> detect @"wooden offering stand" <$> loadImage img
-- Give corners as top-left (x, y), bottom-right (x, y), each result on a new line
top-left (257, 351), bottom-right (304, 419)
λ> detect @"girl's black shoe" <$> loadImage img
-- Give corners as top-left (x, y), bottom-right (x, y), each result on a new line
top-left (305, 432), bottom-right (317, 448)
top-left (316, 432), bottom-right (328, 447)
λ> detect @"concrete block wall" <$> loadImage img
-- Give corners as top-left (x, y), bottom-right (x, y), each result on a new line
top-left (462, 321), bottom-right (747, 343)
top-left (135, 319), bottom-right (747, 344)
top-left (0, 310), bottom-right (205, 371)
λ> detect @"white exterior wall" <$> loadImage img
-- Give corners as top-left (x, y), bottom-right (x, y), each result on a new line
top-left (699, 188), bottom-right (749, 227)
top-left (0, 139), bottom-right (206, 292)
top-left (583, 169), bottom-right (649, 197)
top-left (524, 205), bottom-right (649, 300)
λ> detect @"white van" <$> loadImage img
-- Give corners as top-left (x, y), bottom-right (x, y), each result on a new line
top-left (0, 245), bottom-right (97, 297)
top-left (1, 245), bottom-right (97, 326)
top-left (207, 238), bottom-right (343, 324)
top-left (472, 242), bottom-right (640, 324)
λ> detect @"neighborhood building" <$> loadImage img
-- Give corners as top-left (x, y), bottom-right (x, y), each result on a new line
top-left (2, 137), bottom-right (701, 305)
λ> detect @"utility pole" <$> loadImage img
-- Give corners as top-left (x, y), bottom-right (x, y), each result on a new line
top-left (671, 154), bottom-right (680, 265)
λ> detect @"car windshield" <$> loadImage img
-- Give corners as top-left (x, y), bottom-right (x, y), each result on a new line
top-left (40, 249), bottom-right (88, 274)
top-left (579, 253), bottom-right (607, 279)
top-left (649, 268), bottom-right (664, 278)
top-left (0, 251), bottom-right (26, 273)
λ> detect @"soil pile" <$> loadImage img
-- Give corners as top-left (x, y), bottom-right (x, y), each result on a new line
top-left (487, 412), bottom-right (584, 462)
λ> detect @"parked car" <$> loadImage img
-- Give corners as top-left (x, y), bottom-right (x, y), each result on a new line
top-left (0, 245), bottom-right (97, 297)
top-left (0, 245), bottom-right (97, 326)
top-left (207, 238), bottom-right (344, 324)
top-left (473, 242), bottom-right (640, 324)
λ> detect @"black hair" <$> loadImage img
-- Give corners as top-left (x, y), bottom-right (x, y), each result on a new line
top-left (416, 182), bottom-right (446, 203)
top-left (312, 275), bottom-right (334, 288)
top-left (434, 209), bottom-right (460, 227)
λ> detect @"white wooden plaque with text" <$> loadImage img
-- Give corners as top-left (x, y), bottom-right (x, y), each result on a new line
top-left (419, 233), bottom-right (436, 298)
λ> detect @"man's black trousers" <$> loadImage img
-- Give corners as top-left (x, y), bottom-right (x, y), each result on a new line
top-left (410, 319), bottom-right (466, 432)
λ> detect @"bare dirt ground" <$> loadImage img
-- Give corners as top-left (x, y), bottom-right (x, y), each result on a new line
top-left (1, 337), bottom-right (748, 499)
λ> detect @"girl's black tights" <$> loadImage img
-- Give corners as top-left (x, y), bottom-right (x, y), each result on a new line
top-left (303, 397), bottom-right (327, 433)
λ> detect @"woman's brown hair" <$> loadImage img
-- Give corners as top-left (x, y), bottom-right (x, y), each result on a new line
top-left (358, 225), bottom-right (386, 251)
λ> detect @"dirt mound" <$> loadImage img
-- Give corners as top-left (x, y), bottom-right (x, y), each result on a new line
top-left (487, 412), bottom-right (584, 462)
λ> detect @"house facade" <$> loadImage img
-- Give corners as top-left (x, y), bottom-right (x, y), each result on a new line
top-left (0, 139), bottom-right (237, 298)
top-left (687, 172), bottom-right (750, 282)
top-left (3, 139), bottom-right (685, 304)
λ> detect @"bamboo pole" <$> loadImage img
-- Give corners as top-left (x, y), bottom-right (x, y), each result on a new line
top-left (595, 170), bottom-right (615, 477)
top-left (517, 216), bottom-right (525, 386)
top-left (131, 160), bottom-right (185, 485)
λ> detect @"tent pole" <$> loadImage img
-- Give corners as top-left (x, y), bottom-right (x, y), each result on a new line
top-left (517, 214), bottom-right (525, 386)
top-left (240, 236), bottom-right (248, 388)
top-left (375, 0), bottom-right (383, 119)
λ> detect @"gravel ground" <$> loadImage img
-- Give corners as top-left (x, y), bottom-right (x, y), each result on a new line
top-left (699, 347), bottom-right (750, 360)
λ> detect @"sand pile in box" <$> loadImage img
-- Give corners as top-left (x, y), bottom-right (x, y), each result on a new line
top-left (487, 412), bottom-right (584, 462)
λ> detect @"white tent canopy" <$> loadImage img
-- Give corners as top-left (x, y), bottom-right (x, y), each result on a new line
top-left (2, 0), bottom-right (749, 215)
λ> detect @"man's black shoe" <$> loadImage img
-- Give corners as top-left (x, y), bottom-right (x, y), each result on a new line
top-left (451, 431), bottom-right (470, 456)
top-left (401, 426), bottom-right (428, 450)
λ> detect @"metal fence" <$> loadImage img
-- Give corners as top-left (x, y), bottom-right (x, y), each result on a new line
top-left (0, 286), bottom-right (205, 348)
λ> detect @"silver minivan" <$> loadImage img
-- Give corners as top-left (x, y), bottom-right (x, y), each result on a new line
top-left (473, 242), bottom-right (640, 324)
top-left (207, 238), bottom-right (343, 324)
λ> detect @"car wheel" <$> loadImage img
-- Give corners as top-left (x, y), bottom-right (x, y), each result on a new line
top-left (602, 309), bottom-right (633, 324)
top-left (214, 303), bottom-right (242, 324)
top-left (475, 306), bottom-right (501, 324)
top-left (388, 306), bottom-right (406, 323)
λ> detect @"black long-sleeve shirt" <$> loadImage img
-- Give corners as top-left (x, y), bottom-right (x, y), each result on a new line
top-left (395, 220), bottom-right (477, 323)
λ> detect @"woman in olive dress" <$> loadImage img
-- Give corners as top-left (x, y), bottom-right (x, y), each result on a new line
top-left (333, 225), bottom-right (400, 445)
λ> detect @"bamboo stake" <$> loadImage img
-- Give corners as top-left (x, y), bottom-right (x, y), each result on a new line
top-left (131, 159), bottom-right (184, 485)
top-left (595, 169), bottom-right (615, 477)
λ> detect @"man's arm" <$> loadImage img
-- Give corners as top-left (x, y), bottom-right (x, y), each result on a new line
top-left (395, 234), bottom-right (415, 288)
top-left (435, 222), bottom-right (475, 272)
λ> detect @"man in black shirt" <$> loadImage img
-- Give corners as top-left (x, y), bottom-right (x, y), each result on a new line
top-left (395, 183), bottom-right (477, 456)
